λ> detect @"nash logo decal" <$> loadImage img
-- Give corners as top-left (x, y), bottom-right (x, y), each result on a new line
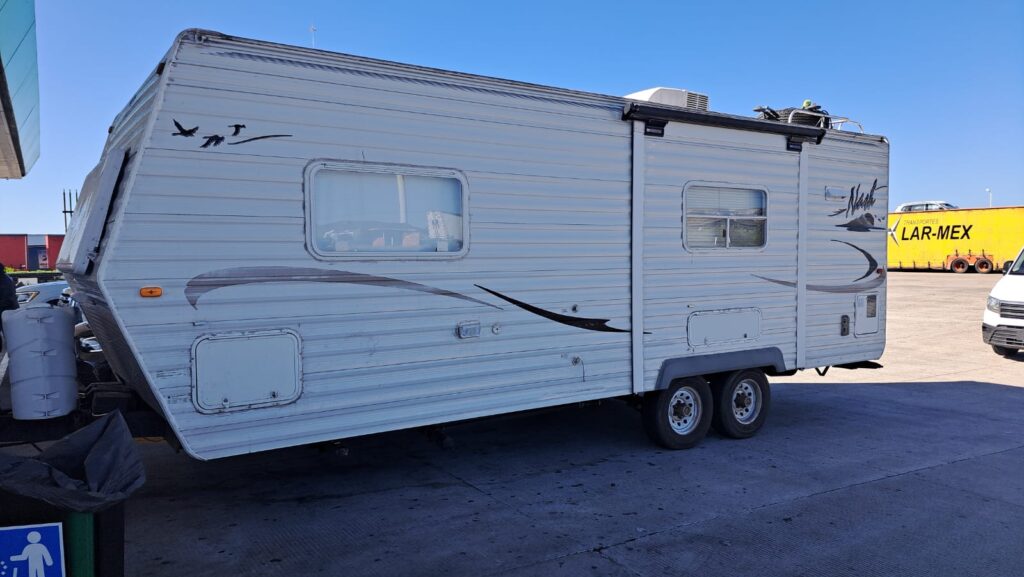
top-left (829, 179), bottom-right (886, 219)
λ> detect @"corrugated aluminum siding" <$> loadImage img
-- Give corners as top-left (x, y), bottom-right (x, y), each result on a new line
top-left (641, 123), bottom-right (801, 390)
top-left (70, 64), bottom-right (166, 409)
top-left (803, 133), bottom-right (889, 366)
top-left (100, 34), bottom-right (634, 459)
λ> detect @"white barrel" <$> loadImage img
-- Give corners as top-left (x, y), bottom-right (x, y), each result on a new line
top-left (1, 305), bottom-right (78, 420)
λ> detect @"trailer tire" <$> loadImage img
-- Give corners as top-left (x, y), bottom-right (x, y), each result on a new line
top-left (975, 258), bottom-right (993, 274)
top-left (642, 378), bottom-right (712, 450)
top-left (992, 345), bottom-right (1019, 358)
top-left (710, 369), bottom-right (771, 439)
top-left (949, 258), bottom-right (969, 273)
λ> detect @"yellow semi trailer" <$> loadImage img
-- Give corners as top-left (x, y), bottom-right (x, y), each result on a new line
top-left (887, 206), bottom-right (1024, 273)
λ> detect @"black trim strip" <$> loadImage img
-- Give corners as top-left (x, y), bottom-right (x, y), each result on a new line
top-left (475, 285), bottom-right (632, 334)
top-left (623, 102), bottom-right (826, 144)
top-left (186, 266), bottom-right (501, 309)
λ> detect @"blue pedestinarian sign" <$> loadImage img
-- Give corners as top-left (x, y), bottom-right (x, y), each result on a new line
top-left (0, 523), bottom-right (65, 577)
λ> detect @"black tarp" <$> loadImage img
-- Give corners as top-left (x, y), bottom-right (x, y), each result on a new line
top-left (0, 412), bottom-right (145, 512)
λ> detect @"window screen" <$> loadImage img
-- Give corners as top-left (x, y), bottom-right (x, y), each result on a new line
top-left (308, 163), bottom-right (466, 256)
top-left (684, 186), bottom-right (767, 249)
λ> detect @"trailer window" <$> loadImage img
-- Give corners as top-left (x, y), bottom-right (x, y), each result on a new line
top-left (306, 162), bottom-right (468, 258)
top-left (684, 185), bottom-right (767, 249)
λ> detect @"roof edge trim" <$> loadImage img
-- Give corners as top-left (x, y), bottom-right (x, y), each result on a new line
top-left (622, 101), bottom-right (826, 144)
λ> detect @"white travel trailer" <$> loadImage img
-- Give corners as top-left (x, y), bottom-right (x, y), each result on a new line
top-left (54, 30), bottom-right (889, 460)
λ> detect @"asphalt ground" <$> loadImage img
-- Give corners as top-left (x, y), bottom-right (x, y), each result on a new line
top-left (7, 272), bottom-right (1024, 576)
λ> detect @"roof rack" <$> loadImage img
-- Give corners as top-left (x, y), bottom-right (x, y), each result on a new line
top-left (785, 109), bottom-right (864, 133)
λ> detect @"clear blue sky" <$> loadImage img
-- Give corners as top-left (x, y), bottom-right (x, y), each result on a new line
top-left (3, 0), bottom-right (1022, 233)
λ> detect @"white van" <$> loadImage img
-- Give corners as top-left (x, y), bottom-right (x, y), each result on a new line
top-left (984, 246), bottom-right (1024, 356)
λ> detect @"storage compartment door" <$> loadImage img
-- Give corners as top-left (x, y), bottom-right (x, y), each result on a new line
top-left (192, 330), bottom-right (302, 413)
top-left (687, 308), bottom-right (762, 347)
top-left (854, 293), bottom-right (879, 336)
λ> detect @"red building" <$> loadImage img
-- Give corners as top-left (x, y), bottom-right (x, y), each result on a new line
top-left (0, 234), bottom-right (64, 270)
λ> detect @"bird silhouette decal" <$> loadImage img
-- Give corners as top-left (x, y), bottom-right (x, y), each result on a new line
top-left (172, 119), bottom-right (199, 137)
top-left (173, 120), bottom-right (291, 149)
top-left (200, 134), bottom-right (225, 148)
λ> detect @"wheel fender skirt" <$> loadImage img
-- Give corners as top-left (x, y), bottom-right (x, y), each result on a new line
top-left (654, 348), bottom-right (786, 391)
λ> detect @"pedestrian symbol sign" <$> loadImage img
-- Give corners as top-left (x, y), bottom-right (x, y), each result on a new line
top-left (0, 523), bottom-right (65, 577)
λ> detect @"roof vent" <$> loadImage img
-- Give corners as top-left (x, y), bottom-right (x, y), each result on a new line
top-left (625, 87), bottom-right (709, 111)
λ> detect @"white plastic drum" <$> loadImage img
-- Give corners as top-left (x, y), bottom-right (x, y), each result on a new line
top-left (1, 305), bottom-right (78, 420)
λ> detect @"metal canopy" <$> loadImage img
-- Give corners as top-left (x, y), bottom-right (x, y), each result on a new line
top-left (0, 0), bottom-right (40, 179)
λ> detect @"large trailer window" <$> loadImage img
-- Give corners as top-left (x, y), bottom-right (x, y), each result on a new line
top-left (683, 185), bottom-right (767, 249)
top-left (306, 161), bottom-right (468, 258)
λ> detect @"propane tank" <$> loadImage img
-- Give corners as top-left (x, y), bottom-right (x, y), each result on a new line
top-left (1, 305), bottom-right (78, 420)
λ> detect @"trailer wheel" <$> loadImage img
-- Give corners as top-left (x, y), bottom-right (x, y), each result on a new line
top-left (949, 258), bottom-right (969, 273)
top-left (975, 258), bottom-right (993, 274)
top-left (992, 345), bottom-right (1019, 358)
top-left (642, 377), bottom-right (712, 450)
top-left (710, 369), bottom-right (771, 439)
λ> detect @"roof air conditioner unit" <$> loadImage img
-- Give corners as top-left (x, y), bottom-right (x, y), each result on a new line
top-left (624, 87), bottom-right (709, 111)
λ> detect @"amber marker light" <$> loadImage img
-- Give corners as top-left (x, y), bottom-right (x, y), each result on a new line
top-left (140, 286), bottom-right (163, 298)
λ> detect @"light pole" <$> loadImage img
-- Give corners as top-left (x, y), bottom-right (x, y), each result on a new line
top-left (310, 25), bottom-right (317, 48)
top-left (986, 187), bottom-right (991, 208)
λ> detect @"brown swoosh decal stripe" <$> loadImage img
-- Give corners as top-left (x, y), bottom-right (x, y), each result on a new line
top-left (753, 273), bottom-right (886, 294)
top-left (753, 240), bottom-right (884, 293)
top-left (185, 266), bottom-right (501, 309)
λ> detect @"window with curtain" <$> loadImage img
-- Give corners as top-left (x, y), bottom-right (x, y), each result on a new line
top-left (308, 162), bottom-right (466, 256)
top-left (684, 186), bottom-right (767, 249)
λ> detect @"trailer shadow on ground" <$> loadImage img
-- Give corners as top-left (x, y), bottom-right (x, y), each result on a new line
top-left (124, 379), bottom-right (1024, 577)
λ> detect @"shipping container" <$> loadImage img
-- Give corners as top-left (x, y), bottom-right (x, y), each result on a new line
top-left (887, 206), bottom-right (1024, 273)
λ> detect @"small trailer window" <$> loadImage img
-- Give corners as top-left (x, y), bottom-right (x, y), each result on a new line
top-left (683, 185), bottom-right (767, 249)
top-left (306, 161), bottom-right (468, 258)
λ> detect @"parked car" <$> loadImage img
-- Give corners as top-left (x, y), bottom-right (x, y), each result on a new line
top-left (15, 280), bottom-right (69, 306)
top-left (893, 201), bottom-right (959, 212)
top-left (983, 246), bottom-right (1024, 357)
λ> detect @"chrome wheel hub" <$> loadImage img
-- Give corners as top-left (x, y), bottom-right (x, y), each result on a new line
top-left (668, 386), bottom-right (701, 435)
top-left (732, 379), bottom-right (760, 425)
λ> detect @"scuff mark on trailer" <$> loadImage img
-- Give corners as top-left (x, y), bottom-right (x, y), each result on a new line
top-left (185, 266), bottom-right (502, 309)
top-left (475, 285), bottom-right (636, 333)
